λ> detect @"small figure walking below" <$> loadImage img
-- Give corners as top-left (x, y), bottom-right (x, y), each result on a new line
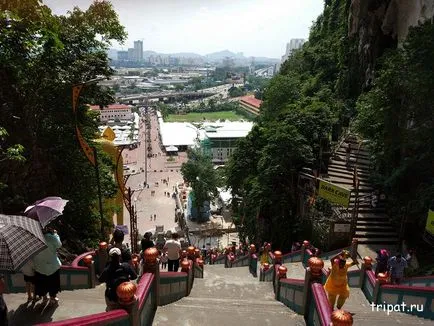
top-left (154, 214), bottom-right (156, 221)
top-left (345, 143), bottom-right (351, 165)
top-left (346, 143), bottom-right (352, 166)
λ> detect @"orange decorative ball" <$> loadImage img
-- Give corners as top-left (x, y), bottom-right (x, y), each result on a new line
top-left (99, 242), bottom-right (108, 250)
top-left (182, 250), bottom-right (187, 258)
top-left (352, 238), bottom-right (358, 244)
top-left (363, 256), bottom-right (373, 269)
top-left (116, 281), bottom-right (137, 305)
top-left (263, 263), bottom-right (270, 271)
top-left (331, 309), bottom-right (353, 325)
top-left (377, 272), bottom-right (389, 283)
top-left (194, 248), bottom-right (200, 257)
top-left (181, 259), bottom-right (190, 271)
top-left (303, 240), bottom-right (310, 247)
top-left (308, 256), bottom-right (324, 277)
top-left (187, 246), bottom-right (195, 255)
top-left (278, 265), bottom-right (287, 277)
top-left (83, 254), bottom-right (93, 265)
top-left (274, 251), bottom-right (282, 260)
top-left (144, 247), bottom-right (159, 265)
top-left (197, 259), bottom-right (204, 267)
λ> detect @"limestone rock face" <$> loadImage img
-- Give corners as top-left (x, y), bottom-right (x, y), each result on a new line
top-left (348, 0), bottom-right (434, 88)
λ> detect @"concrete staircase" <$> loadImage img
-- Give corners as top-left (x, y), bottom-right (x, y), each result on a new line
top-left (344, 288), bottom-right (427, 325)
top-left (5, 284), bottom-right (107, 325)
top-left (326, 134), bottom-right (398, 245)
top-left (153, 264), bottom-right (305, 326)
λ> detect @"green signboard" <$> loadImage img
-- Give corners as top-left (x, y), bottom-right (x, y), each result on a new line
top-left (426, 210), bottom-right (434, 235)
top-left (318, 179), bottom-right (351, 207)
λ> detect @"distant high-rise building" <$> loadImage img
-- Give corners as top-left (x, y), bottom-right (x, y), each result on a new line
top-left (117, 51), bottom-right (128, 61)
top-left (134, 40), bottom-right (143, 61)
top-left (128, 48), bottom-right (135, 61)
top-left (277, 38), bottom-right (306, 71)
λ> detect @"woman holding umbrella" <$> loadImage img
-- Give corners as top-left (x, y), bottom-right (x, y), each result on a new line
top-left (33, 225), bottom-right (62, 305)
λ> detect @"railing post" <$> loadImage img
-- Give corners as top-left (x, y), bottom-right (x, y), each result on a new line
top-left (359, 256), bottom-right (372, 288)
top-left (303, 257), bottom-right (324, 316)
top-left (275, 265), bottom-right (287, 300)
top-left (143, 248), bottom-right (160, 308)
top-left (301, 240), bottom-right (310, 265)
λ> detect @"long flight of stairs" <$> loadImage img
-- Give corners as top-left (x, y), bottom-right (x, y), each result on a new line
top-left (153, 264), bottom-right (305, 326)
top-left (326, 134), bottom-right (398, 244)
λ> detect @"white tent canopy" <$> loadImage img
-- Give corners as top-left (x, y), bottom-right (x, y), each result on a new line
top-left (166, 145), bottom-right (179, 152)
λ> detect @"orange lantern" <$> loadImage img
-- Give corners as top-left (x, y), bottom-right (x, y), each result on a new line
top-left (197, 259), bottom-right (204, 267)
top-left (308, 256), bottom-right (324, 277)
top-left (278, 265), bottom-right (287, 278)
top-left (303, 240), bottom-right (310, 247)
top-left (99, 242), bottom-right (108, 250)
top-left (331, 309), bottom-right (353, 325)
top-left (83, 254), bottom-right (93, 265)
top-left (181, 259), bottom-right (190, 272)
top-left (116, 281), bottom-right (137, 305)
top-left (377, 272), bottom-right (389, 283)
top-left (144, 247), bottom-right (159, 265)
top-left (263, 263), bottom-right (270, 271)
top-left (363, 256), bottom-right (373, 269)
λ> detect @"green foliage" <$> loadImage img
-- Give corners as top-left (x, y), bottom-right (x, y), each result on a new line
top-left (226, 0), bottom-right (357, 249)
top-left (228, 86), bottom-right (245, 98)
top-left (356, 21), bottom-right (434, 236)
top-left (181, 148), bottom-right (219, 219)
top-left (0, 0), bottom-right (127, 250)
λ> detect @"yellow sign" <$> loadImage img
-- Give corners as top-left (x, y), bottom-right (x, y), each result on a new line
top-left (318, 179), bottom-right (351, 207)
top-left (102, 126), bottom-right (116, 141)
top-left (426, 210), bottom-right (434, 235)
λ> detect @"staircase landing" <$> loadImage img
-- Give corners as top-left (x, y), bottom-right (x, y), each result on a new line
top-left (153, 264), bottom-right (305, 326)
top-left (5, 284), bottom-right (107, 325)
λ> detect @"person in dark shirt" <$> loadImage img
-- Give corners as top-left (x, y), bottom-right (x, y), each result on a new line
top-left (99, 248), bottom-right (137, 311)
top-left (108, 229), bottom-right (132, 265)
top-left (141, 232), bottom-right (154, 252)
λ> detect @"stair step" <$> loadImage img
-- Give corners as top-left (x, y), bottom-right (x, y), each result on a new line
top-left (357, 237), bottom-right (399, 244)
top-left (355, 231), bottom-right (398, 238)
top-left (355, 225), bottom-right (395, 231)
top-left (357, 220), bottom-right (392, 226)
top-left (328, 166), bottom-right (370, 178)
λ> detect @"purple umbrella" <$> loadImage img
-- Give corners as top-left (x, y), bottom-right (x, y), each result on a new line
top-left (24, 196), bottom-right (69, 228)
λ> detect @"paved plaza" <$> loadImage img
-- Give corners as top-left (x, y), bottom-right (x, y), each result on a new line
top-left (121, 108), bottom-right (235, 250)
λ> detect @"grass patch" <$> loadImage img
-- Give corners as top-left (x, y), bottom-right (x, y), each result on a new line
top-left (165, 111), bottom-right (248, 122)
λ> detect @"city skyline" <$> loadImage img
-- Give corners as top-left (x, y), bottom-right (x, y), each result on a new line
top-left (43, 0), bottom-right (324, 58)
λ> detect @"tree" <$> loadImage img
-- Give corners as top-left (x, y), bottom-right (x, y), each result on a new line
top-left (0, 0), bottom-right (127, 250)
top-left (181, 148), bottom-right (218, 222)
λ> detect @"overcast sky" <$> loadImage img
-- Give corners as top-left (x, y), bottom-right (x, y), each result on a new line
top-left (43, 0), bottom-right (324, 58)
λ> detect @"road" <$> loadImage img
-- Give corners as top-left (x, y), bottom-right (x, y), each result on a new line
top-left (121, 108), bottom-right (187, 248)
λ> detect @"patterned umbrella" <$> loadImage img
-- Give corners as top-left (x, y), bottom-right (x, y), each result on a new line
top-left (0, 214), bottom-right (47, 272)
top-left (24, 196), bottom-right (69, 228)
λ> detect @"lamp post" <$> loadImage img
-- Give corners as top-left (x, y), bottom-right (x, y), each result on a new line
top-left (72, 77), bottom-right (106, 238)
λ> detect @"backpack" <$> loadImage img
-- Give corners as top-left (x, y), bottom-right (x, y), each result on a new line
top-left (106, 263), bottom-right (131, 302)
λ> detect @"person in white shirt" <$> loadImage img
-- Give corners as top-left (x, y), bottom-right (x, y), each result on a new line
top-left (163, 233), bottom-right (182, 272)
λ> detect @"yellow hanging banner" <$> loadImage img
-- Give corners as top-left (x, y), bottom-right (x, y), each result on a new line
top-left (318, 179), bottom-right (351, 207)
top-left (426, 210), bottom-right (434, 235)
top-left (75, 126), bottom-right (95, 166)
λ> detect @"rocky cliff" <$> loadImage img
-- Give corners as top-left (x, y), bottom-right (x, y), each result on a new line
top-left (348, 0), bottom-right (434, 88)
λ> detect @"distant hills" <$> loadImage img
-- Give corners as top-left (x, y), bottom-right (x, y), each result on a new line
top-left (110, 48), bottom-right (279, 65)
